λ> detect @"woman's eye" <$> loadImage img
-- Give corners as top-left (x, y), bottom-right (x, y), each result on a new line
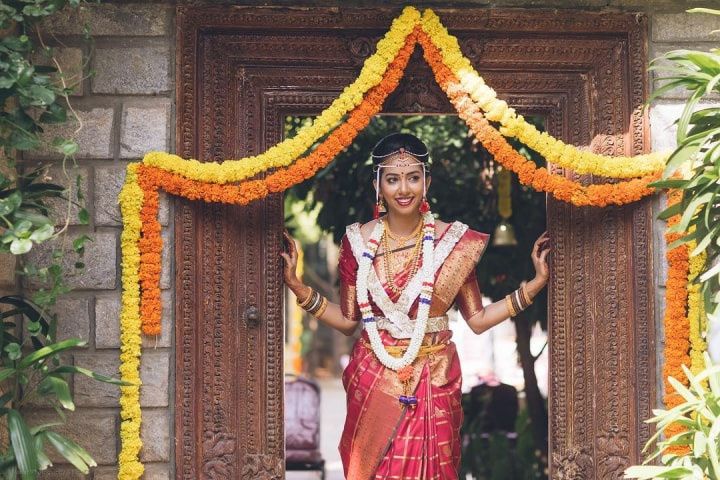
top-left (387, 178), bottom-right (397, 184)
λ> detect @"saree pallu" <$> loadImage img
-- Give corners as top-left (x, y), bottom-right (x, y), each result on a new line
top-left (340, 330), bottom-right (462, 480)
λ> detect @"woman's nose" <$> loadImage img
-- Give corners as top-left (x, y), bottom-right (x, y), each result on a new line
top-left (399, 178), bottom-right (410, 194)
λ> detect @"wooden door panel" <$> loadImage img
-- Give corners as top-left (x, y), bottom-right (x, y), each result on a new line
top-left (176, 8), bottom-right (654, 479)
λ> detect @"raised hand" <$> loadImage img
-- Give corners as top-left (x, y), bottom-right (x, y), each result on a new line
top-left (531, 231), bottom-right (550, 284)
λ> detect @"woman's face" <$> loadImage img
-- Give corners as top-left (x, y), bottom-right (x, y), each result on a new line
top-left (374, 155), bottom-right (430, 216)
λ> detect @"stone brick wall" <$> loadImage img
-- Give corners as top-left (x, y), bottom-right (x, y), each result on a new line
top-left (26, 4), bottom-right (175, 479)
top-left (16, 2), bottom-right (717, 479)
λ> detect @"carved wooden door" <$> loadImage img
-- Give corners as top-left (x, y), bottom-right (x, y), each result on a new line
top-left (175, 7), bottom-right (655, 479)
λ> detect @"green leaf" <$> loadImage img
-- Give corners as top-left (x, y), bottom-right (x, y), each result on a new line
top-left (4, 343), bottom-right (21, 361)
top-left (0, 191), bottom-right (22, 216)
top-left (38, 375), bottom-right (74, 411)
top-left (76, 209), bottom-right (88, 225)
top-left (0, 368), bottom-right (15, 383)
top-left (51, 139), bottom-right (78, 158)
top-left (624, 465), bottom-right (693, 479)
top-left (27, 85), bottom-right (55, 106)
top-left (18, 338), bottom-right (87, 369)
top-left (42, 431), bottom-right (95, 474)
top-left (50, 365), bottom-right (130, 386)
top-left (10, 238), bottom-right (32, 255)
top-left (29, 224), bottom-right (53, 243)
top-left (7, 409), bottom-right (38, 479)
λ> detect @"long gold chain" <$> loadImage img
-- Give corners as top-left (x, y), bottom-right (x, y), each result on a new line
top-left (382, 223), bottom-right (423, 294)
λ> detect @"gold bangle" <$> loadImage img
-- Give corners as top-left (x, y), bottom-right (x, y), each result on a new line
top-left (505, 294), bottom-right (516, 317)
top-left (314, 297), bottom-right (329, 318)
top-left (305, 291), bottom-right (322, 313)
top-left (520, 285), bottom-right (533, 307)
top-left (297, 288), bottom-right (315, 309)
top-left (512, 290), bottom-right (523, 314)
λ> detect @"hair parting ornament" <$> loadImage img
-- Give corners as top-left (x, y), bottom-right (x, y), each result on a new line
top-left (372, 148), bottom-right (430, 219)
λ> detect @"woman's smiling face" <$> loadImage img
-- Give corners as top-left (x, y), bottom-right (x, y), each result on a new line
top-left (375, 155), bottom-right (430, 216)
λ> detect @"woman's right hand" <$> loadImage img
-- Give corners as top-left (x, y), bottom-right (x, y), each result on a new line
top-left (280, 230), bottom-right (306, 295)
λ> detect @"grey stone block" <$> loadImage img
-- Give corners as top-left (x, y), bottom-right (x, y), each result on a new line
top-left (29, 108), bottom-right (114, 160)
top-left (45, 165), bottom-right (90, 227)
top-left (30, 47), bottom-right (84, 97)
top-left (94, 164), bottom-right (170, 226)
top-left (140, 409), bottom-right (170, 462)
top-left (54, 296), bottom-right (91, 344)
top-left (95, 290), bottom-right (173, 349)
top-left (94, 165), bottom-right (126, 226)
top-left (73, 351), bottom-right (121, 407)
top-left (649, 102), bottom-right (684, 152)
top-left (120, 102), bottom-right (171, 159)
top-left (25, 231), bottom-right (118, 290)
top-left (92, 46), bottom-right (171, 95)
top-left (160, 228), bottom-right (172, 290)
top-left (42, 4), bottom-right (170, 36)
top-left (653, 13), bottom-right (720, 42)
top-left (141, 350), bottom-right (170, 407)
top-left (28, 410), bottom-right (117, 465)
top-left (38, 467), bottom-right (86, 479)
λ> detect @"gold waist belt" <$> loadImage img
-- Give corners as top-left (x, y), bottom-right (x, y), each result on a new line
top-left (367, 314), bottom-right (449, 339)
top-left (361, 339), bottom-right (448, 358)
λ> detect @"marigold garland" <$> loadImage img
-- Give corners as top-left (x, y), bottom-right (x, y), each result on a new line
top-left (137, 176), bottom-right (162, 336)
top-left (417, 30), bottom-right (659, 207)
top-left (419, 9), bottom-right (667, 179)
top-left (662, 189), bottom-right (690, 453)
top-left (118, 163), bottom-right (145, 479)
top-left (687, 239), bottom-right (707, 378)
top-left (141, 6), bottom-right (420, 184)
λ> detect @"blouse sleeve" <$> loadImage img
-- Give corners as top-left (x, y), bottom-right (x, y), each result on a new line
top-left (455, 267), bottom-right (484, 320)
top-left (338, 235), bottom-right (361, 322)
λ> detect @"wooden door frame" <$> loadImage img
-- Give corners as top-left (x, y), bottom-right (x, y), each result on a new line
top-left (175, 7), bottom-right (656, 479)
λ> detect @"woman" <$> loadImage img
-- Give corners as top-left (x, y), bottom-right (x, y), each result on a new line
top-left (281, 133), bottom-right (550, 480)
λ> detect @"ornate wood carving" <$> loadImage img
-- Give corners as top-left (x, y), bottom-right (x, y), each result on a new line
top-left (176, 7), bottom-right (654, 479)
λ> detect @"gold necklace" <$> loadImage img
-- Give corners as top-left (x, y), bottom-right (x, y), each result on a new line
top-left (384, 217), bottom-right (423, 244)
top-left (382, 225), bottom-right (423, 294)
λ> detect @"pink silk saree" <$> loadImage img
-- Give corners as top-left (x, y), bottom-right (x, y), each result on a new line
top-left (338, 222), bottom-right (489, 480)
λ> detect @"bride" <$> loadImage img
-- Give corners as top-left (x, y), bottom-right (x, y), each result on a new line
top-left (282, 132), bottom-right (550, 480)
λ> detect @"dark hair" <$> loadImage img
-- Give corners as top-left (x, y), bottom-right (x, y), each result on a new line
top-left (370, 133), bottom-right (430, 165)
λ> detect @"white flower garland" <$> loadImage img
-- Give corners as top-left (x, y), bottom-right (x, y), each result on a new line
top-left (356, 212), bottom-right (436, 371)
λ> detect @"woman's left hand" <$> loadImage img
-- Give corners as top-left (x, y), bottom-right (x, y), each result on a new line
top-left (531, 231), bottom-right (551, 285)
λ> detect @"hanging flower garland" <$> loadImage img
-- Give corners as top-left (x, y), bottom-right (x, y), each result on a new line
top-left (662, 189), bottom-right (690, 452)
top-left (419, 9), bottom-right (667, 179)
top-left (117, 164), bottom-right (145, 479)
top-left (137, 176), bottom-right (162, 336)
top-left (141, 6), bottom-right (420, 185)
top-left (417, 30), bottom-right (660, 207)
top-left (687, 239), bottom-right (707, 378)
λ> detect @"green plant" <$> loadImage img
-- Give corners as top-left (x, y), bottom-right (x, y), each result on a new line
top-left (624, 354), bottom-right (720, 479)
top-left (1, 0), bottom-right (95, 309)
top-left (651, 8), bottom-right (720, 321)
top-left (0, 295), bottom-right (126, 479)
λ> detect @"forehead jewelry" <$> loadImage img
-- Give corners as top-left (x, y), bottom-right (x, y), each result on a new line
top-left (373, 149), bottom-right (428, 215)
